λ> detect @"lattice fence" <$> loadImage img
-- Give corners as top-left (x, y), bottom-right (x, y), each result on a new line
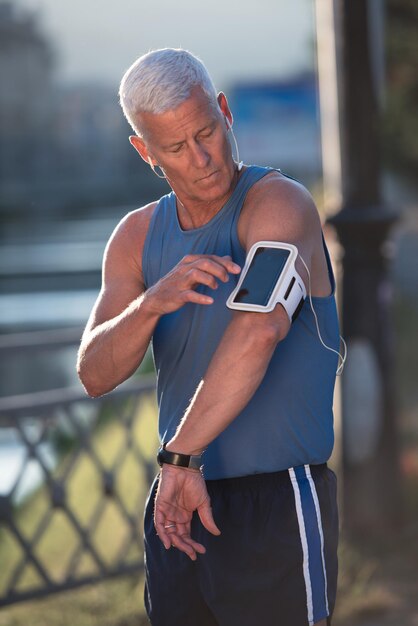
top-left (0, 376), bottom-right (158, 607)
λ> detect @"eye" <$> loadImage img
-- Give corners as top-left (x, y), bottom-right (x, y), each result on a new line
top-left (199, 129), bottom-right (214, 139)
top-left (170, 144), bottom-right (183, 153)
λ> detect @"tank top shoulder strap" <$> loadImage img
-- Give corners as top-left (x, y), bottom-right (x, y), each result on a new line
top-left (231, 165), bottom-right (277, 209)
top-left (228, 165), bottom-right (279, 231)
top-left (142, 191), bottom-right (175, 288)
top-left (320, 230), bottom-right (337, 296)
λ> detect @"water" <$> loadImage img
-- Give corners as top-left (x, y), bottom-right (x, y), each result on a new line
top-left (0, 290), bottom-right (98, 328)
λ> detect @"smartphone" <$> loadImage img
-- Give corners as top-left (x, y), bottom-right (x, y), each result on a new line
top-left (226, 241), bottom-right (306, 318)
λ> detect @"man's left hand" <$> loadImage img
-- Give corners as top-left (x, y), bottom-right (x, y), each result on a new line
top-left (154, 464), bottom-right (221, 560)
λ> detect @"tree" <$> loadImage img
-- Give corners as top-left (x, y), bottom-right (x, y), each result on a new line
top-left (383, 0), bottom-right (418, 180)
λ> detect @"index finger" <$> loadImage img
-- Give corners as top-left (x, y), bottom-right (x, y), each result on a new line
top-left (184, 254), bottom-right (241, 275)
top-left (208, 255), bottom-right (241, 274)
top-left (170, 523), bottom-right (207, 561)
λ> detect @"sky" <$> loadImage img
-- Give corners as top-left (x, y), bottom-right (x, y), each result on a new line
top-left (15, 0), bottom-right (316, 91)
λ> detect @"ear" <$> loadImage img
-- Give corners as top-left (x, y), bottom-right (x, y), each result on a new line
top-left (217, 92), bottom-right (233, 128)
top-left (129, 135), bottom-right (154, 165)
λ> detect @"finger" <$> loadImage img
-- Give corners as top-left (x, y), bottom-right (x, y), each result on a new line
top-left (163, 524), bottom-right (178, 535)
top-left (194, 258), bottom-right (240, 282)
top-left (182, 290), bottom-right (214, 305)
top-left (185, 267), bottom-right (219, 290)
top-left (156, 525), bottom-right (171, 550)
top-left (170, 530), bottom-right (207, 560)
top-left (183, 255), bottom-right (241, 278)
top-left (202, 255), bottom-right (241, 275)
top-left (175, 522), bottom-right (207, 554)
top-left (222, 258), bottom-right (241, 274)
top-left (160, 517), bottom-right (207, 558)
top-left (170, 533), bottom-right (198, 561)
top-left (155, 523), bottom-right (171, 550)
top-left (197, 499), bottom-right (221, 536)
top-left (154, 510), bottom-right (173, 550)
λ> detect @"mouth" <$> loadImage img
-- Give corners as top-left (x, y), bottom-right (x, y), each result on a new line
top-left (196, 170), bottom-right (219, 183)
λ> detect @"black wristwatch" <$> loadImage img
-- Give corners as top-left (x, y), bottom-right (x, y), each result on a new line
top-left (157, 442), bottom-right (204, 471)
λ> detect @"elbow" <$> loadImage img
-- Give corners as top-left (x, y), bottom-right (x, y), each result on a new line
top-left (78, 372), bottom-right (108, 399)
top-left (232, 312), bottom-right (286, 350)
top-left (82, 382), bottom-right (106, 399)
top-left (76, 353), bottom-right (108, 399)
top-left (253, 320), bottom-right (283, 349)
top-left (77, 366), bottom-right (101, 398)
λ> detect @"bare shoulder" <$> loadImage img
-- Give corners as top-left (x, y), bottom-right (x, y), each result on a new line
top-left (239, 170), bottom-right (333, 298)
top-left (103, 200), bottom-right (158, 278)
top-left (239, 170), bottom-right (321, 246)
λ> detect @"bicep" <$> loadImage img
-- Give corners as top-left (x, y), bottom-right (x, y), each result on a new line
top-left (246, 180), bottom-right (321, 287)
top-left (244, 203), bottom-right (315, 282)
top-left (236, 179), bottom-right (319, 341)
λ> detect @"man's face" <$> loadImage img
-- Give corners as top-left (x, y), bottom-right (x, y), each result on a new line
top-left (136, 87), bottom-right (236, 206)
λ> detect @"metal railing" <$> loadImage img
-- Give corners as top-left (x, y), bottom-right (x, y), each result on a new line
top-left (0, 327), bottom-right (85, 353)
top-left (0, 374), bottom-right (158, 607)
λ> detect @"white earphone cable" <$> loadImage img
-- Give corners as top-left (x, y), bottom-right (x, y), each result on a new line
top-left (298, 253), bottom-right (347, 376)
top-left (226, 122), bottom-right (243, 172)
top-left (147, 157), bottom-right (166, 180)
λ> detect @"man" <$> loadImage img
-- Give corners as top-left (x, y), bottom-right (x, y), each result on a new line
top-left (77, 48), bottom-right (342, 626)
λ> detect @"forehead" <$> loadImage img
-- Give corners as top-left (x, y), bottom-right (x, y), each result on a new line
top-left (138, 87), bottom-right (220, 144)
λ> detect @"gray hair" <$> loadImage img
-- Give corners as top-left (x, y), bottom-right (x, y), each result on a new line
top-left (119, 48), bottom-right (218, 136)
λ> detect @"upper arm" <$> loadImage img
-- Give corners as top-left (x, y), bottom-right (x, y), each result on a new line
top-left (83, 202), bottom-right (156, 335)
top-left (240, 173), bottom-right (318, 270)
top-left (234, 173), bottom-right (320, 341)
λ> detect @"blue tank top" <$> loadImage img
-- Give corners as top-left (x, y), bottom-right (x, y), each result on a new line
top-left (142, 165), bottom-right (340, 479)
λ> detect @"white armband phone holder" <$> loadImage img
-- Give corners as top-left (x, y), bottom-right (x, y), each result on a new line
top-left (226, 241), bottom-right (307, 322)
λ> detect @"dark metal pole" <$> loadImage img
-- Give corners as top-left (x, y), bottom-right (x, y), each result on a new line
top-left (316, 0), bottom-right (403, 538)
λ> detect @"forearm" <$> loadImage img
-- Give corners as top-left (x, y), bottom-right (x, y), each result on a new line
top-left (168, 315), bottom-right (280, 455)
top-left (77, 292), bottom-right (160, 397)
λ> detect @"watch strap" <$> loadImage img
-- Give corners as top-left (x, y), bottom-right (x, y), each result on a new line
top-left (157, 443), bottom-right (203, 470)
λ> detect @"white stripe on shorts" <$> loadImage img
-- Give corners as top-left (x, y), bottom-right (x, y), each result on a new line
top-left (289, 464), bottom-right (329, 626)
top-left (306, 465), bottom-right (329, 617)
top-left (289, 466), bottom-right (314, 625)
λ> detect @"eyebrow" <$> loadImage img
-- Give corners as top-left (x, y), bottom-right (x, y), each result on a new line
top-left (163, 139), bottom-right (185, 150)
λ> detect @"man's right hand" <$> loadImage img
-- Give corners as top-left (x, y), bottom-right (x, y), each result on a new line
top-left (144, 254), bottom-right (241, 316)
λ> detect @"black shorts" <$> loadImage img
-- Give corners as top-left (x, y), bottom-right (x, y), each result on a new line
top-left (144, 463), bottom-right (339, 626)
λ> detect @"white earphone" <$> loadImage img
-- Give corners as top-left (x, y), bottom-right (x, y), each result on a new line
top-left (224, 116), bottom-right (243, 171)
top-left (298, 252), bottom-right (347, 375)
top-left (147, 156), bottom-right (166, 180)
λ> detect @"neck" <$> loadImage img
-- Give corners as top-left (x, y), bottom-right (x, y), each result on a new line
top-left (175, 164), bottom-right (244, 230)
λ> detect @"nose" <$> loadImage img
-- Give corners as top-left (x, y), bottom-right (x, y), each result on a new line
top-left (191, 140), bottom-right (210, 169)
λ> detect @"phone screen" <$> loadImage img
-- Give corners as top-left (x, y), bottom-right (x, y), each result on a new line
top-left (232, 247), bottom-right (291, 306)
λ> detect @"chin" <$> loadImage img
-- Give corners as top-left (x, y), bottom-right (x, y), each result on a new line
top-left (203, 167), bottom-right (234, 192)
top-left (198, 180), bottom-right (230, 203)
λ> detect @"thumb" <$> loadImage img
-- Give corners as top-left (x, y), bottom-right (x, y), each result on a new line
top-left (197, 498), bottom-right (221, 536)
